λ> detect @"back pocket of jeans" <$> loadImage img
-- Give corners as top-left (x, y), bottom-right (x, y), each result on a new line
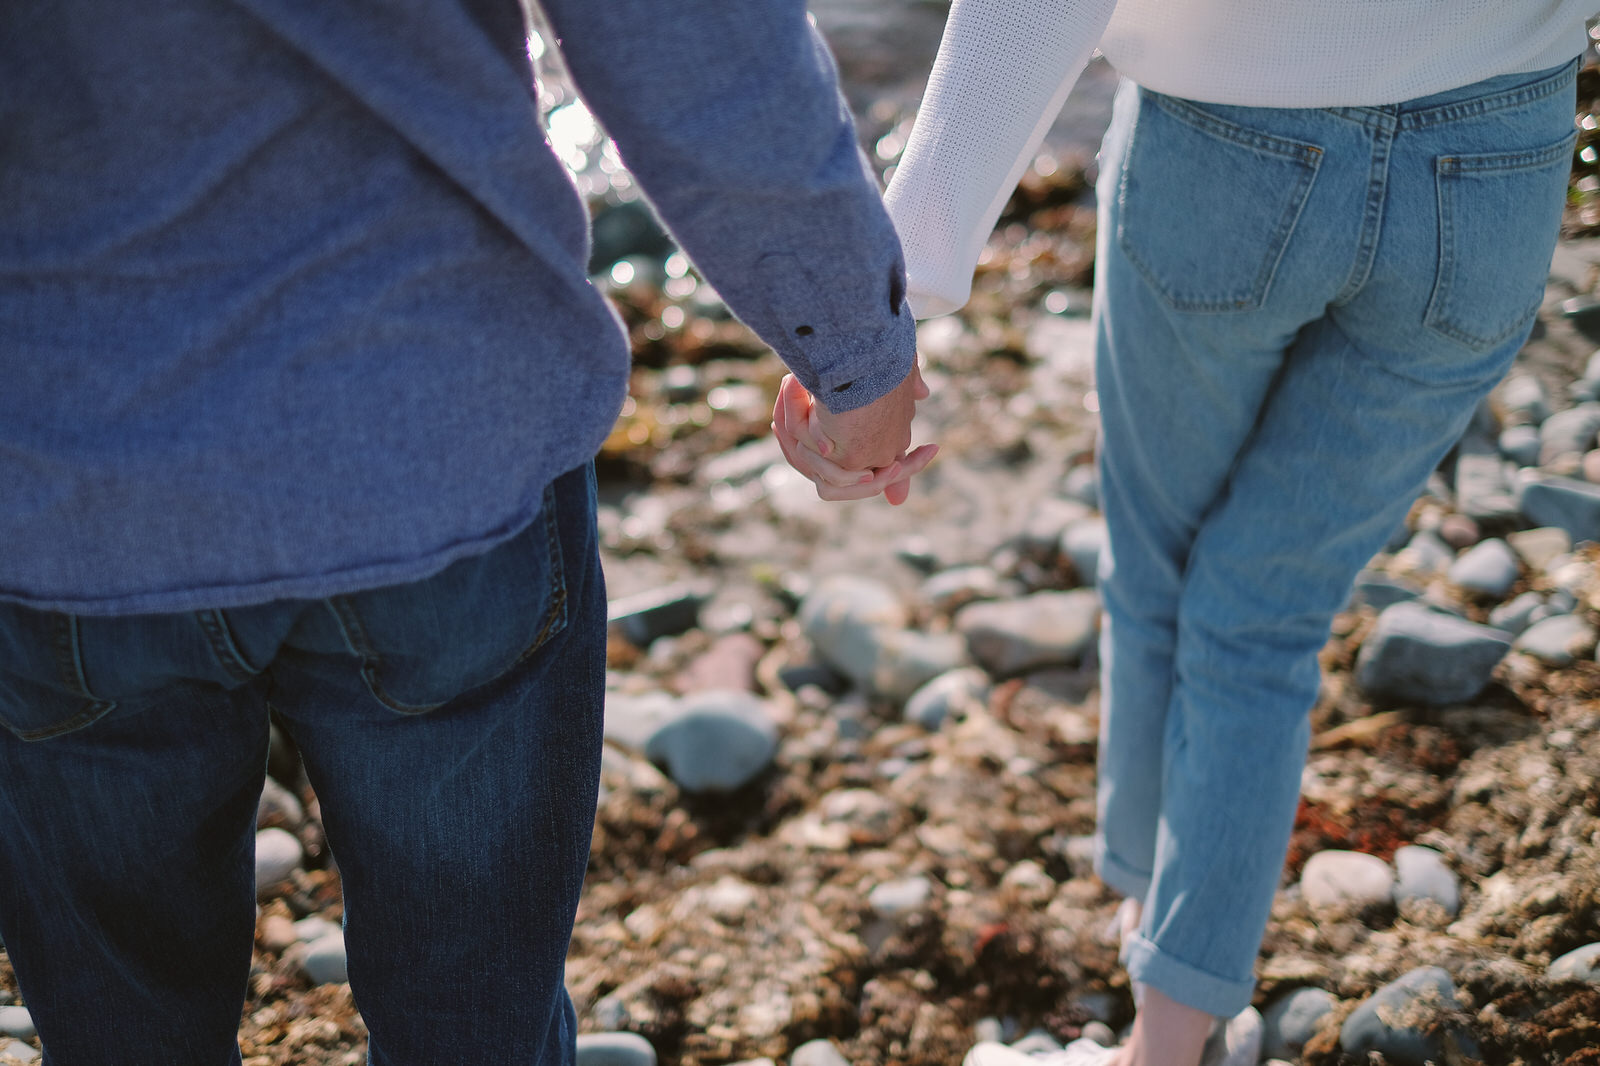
top-left (1116, 92), bottom-right (1322, 313)
top-left (0, 611), bottom-right (117, 741)
top-left (330, 487), bottom-right (568, 715)
top-left (1425, 134), bottom-right (1577, 351)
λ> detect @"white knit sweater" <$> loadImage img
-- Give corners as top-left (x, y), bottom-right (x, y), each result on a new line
top-left (884, 0), bottom-right (1594, 318)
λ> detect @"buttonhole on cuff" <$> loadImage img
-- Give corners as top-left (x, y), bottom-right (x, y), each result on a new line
top-left (889, 263), bottom-right (905, 315)
top-left (832, 381), bottom-right (854, 393)
top-left (794, 325), bottom-right (814, 336)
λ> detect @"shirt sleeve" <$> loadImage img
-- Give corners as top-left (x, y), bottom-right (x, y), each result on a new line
top-left (883, 0), bottom-right (1120, 319)
top-left (536, 0), bottom-right (917, 414)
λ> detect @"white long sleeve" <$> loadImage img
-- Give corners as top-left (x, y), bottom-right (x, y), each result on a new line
top-left (886, 0), bottom-right (1593, 319)
top-left (883, 0), bottom-right (1118, 318)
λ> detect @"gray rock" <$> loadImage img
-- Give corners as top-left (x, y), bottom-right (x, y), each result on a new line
top-left (301, 931), bottom-right (348, 985)
top-left (609, 583), bottom-right (711, 647)
top-left (973, 1018), bottom-right (1005, 1044)
top-left (1016, 499), bottom-right (1094, 563)
top-left (1392, 846), bottom-right (1460, 917)
top-left (604, 691), bottom-right (679, 752)
top-left (576, 1032), bottom-right (658, 1066)
top-left (1499, 423), bottom-right (1543, 468)
top-left (1488, 591), bottom-right (1546, 636)
top-left (921, 566), bottom-right (1005, 613)
top-left (644, 690), bottom-right (778, 793)
top-left (955, 590), bottom-right (1101, 677)
top-left (1499, 375), bottom-right (1551, 425)
top-left (1059, 517), bottom-right (1107, 587)
top-left (1507, 526), bottom-right (1572, 570)
top-left (1447, 538), bottom-right (1519, 598)
top-left (0, 1008), bottom-right (34, 1041)
top-left (1339, 967), bottom-right (1476, 1065)
top-left (869, 629), bottom-right (972, 703)
top-left (1397, 529), bottom-right (1455, 574)
top-left (1061, 465), bottom-right (1100, 508)
top-left (254, 828), bottom-right (303, 889)
top-left (895, 536), bottom-right (941, 574)
top-left (799, 576), bottom-right (909, 689)
top-left (590, 996), bottom-right (633, 1032)
top-left (0, 1038), bottom-right (39, 1065)
top-left (1514, 613), bottom-right (1598, 666)
top-left (1520, 476), bottom-right (1600, 544)
top-left (868, 876), bottom-right (933, 919)
top-left (1549, 942), bottom-right (1600, 983)
top-left (790, 1040), bottom-right (850, 1066)
top-left (904, 667), bottom-right (991, 730)
top-left (292, 916), bottom-right (340, 943)
top-left (1538, 402), bottom-right (1600, 464)
top-left (1453, 449), bottom-right (1519, 523)
top-left (1353, 602), bottom-right (1511, 705)
top-left (257, 775), bottom-right (304, 829)
top-left (1080, 1022), bottom-right (1116, 1047)
top-left (1348, 570), bottom-right (1424, 611)
top-left (1300, 850), bottom-right (1395, 910)
top-left (1261, 987), bottom-right (1335, 1060)
top-left (1548, 588), bottom-right (1580, 614)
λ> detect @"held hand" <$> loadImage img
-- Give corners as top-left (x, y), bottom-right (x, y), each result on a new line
top-left (771, 367), bottom-right (937, 505)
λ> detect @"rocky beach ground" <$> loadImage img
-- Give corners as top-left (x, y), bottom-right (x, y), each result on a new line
top-left (5, 19), bottom-right (1600, 1066)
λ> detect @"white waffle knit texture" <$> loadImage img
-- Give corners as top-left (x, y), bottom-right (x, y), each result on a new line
top-left (885, 0), bottom-right (1594, 318)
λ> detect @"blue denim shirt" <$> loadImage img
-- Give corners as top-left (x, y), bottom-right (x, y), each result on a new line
top-left (0, 0), bottom-right (917, 615)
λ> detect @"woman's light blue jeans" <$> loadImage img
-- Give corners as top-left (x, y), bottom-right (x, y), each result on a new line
top-left (1091, 60), bottom-right (1578, 1016)
top-left (0, 463), bottom-right (605, 1065)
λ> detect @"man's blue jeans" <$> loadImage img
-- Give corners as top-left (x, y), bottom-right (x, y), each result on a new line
top-left (1091, 61), bottom-right (1578, 1016)
top-left (0, 463), bottom-right (605, 1065)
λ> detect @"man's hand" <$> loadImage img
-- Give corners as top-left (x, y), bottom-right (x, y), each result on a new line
top-left (771, 365), bottom-right (937, 505)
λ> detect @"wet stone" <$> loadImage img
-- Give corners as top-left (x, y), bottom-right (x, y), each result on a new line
top-left (1447, 538), bottom-right (1519, 598)
top-left (799, 576), bottom-right (909, 690)
top-left (576, 1032), bottom-right (658, 1066)
top-left (1537, 402), bottom-right (1600, 465)
top-left (1260, 987), bottom-right (1334, 1060)
top-left (254, 827), bottom-right (303, 889)
top-left (1300, 850), bottom-right (1395, 911)
top-left (1519, 476), bottom-right (1600, 544)
top-left (868, 876), bottom-right (933, 919)
top-left (1396, 529), bottom-right (1455, 574)
top-left (0, 1038), bottom-right (39, 1065)
top-left (790, 1040), bottom-right (850, 1066)
top-left (904, 667), bottom-right (990, 731)
top-left (955, 590), bottom-right (1100, 677)
top-left (1498, 374), bottom-right (1551, 425)
top-left (1061, 464), bottom-right (1100, 508)
top-left (1353, 602), bottom-right (1511, 705)
top-left (1513, 613), bottom-right (1598, 667)
top-left (1059, 516), bottom-right (1107, 587)
top-left (1348, 570), bottom-right (1423, 611)
top-left (609, 583), bottom-right (711, 647)
top-left (644, 690), bottom-right (779, 793)
top-left (1548, 942), bottom-right (1600, 983)
top-left (0, 1008), bottom-right (34, 1041)
top-left (1499, 423), bottom-right (1543, 468)
top-left (604, 691), bottom-right (679, 753)
top-left (301, 931), bottom-right (348, 985)
top-left (1489, 591), bottom-right (1547, 636)
top-left (1339, 967), bottom-right (1475, 1066)
top-left (921, 565), bottom-right (1006, 614)
top-left (1392, 846), bottom-right (1460, 918)
top-left (1507, 526), bottom-right (1572, 570)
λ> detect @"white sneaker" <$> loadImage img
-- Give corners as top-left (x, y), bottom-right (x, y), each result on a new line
top-left (962, 1039), bottom-right (1119, 1066)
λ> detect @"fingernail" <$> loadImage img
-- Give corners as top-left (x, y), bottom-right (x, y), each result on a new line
top-left (818, 440), bottom-right (830, 457)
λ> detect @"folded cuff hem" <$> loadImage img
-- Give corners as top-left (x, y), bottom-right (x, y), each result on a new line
top-left (1122, 932), bottom-right (1255, 1019)
top-left (1094, 840), bottom-right (1153, 901)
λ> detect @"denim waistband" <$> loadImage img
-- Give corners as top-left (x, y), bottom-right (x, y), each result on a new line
top-left (1324, 56), bottom-right (1580, 133)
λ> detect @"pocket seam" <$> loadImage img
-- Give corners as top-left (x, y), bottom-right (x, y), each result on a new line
top-left (332, 488), bottom-right (569, 716)
top-left (1425, 132), bottom-right (1577, 350)
top-left (5, 614), bottom-right (118, 741)
top-left (1117, 93), bottom-right (1323, 313)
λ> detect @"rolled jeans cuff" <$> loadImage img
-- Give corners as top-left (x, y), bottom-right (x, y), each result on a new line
top-left (1122, 931), bottom-right (1255, 1019)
